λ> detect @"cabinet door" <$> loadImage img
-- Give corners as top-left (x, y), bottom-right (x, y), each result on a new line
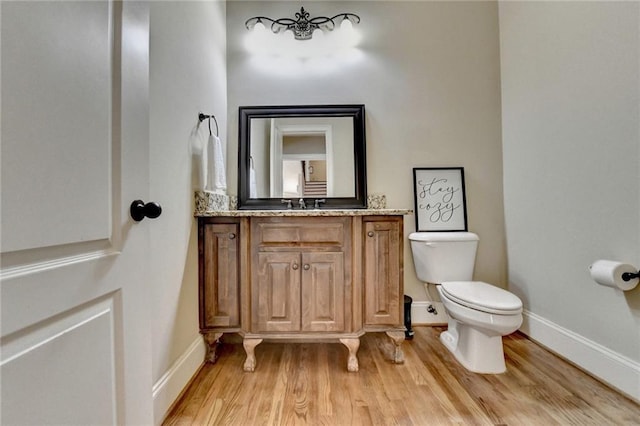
top-left (256, 252), bottom-right (301, 332)
top-left (364, 219), bottom-right (402, 325)
top-left (301, 252), bottom-right (345, 332)
top-left (201, 223), bottom-right (240, 328)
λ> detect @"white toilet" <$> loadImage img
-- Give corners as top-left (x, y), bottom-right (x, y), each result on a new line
top-left (409, 232), bottom-right (523, 374)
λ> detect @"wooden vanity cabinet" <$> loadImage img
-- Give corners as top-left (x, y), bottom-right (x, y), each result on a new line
top-left (198, 217), bottom-right (244, 363)
top-left (363, 217), bottom-right (403, 327)
top-left (251, 217), bottom-right (350, 334)
top-left (198, 213), bottom-right (406, 372)
top-left (255, 251), bottom-right (345, 332)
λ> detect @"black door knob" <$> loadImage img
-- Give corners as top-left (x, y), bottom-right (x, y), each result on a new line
top-left (130, 200), bottom-right (162, 222)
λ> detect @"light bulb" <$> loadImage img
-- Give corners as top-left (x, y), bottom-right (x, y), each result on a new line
top-left (338, 18), bottom-right (360, 48)
top-left (340, 18), bottom-right (353, 31)
top-left (253, 21), bottom-right (266, 33)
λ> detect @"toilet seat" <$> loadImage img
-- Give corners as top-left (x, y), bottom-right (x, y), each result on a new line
top-left (440, 281), bottom-right (522, 315)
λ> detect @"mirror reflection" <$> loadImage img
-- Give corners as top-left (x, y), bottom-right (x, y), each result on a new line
top-left (238, 105), bottom-right (367, 210)
top-left (249, 117), bottom-right (355, 198)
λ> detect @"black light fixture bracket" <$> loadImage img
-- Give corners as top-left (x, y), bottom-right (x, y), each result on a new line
top-left (245, 7), bottom-right (360, 40)
top-left (622, 270), bottom-right (640, 282)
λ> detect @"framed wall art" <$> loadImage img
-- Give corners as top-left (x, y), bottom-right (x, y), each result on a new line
top-left (413, 167), bottom-right (468, 232)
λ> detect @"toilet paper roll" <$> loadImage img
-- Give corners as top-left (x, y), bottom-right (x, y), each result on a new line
top-left (589, 260), bottom-right (639, 291)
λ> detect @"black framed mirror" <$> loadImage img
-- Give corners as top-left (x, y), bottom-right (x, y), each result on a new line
top-left (238, 105), bottom-right (367, 209)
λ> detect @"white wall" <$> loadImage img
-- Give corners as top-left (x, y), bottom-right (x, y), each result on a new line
top-left (149, 2), bottom-right (227, 423)
top-left (499, 2), bottom-right (640, 400)
top-left (147, 1), bottom-right (640, 416)
top-left (227, 1), bottom-right (506, 303)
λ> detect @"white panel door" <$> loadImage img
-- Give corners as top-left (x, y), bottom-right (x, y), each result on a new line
top-left (1, 1), bottom-right (154, 424)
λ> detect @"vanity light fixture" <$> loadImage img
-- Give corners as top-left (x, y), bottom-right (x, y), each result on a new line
top-left (245, 7), bottom-right (360, 40)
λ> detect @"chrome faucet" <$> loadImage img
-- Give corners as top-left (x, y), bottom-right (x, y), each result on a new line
top-left (281, 199), bottom-right (293, 209)
top-left (314, 199), bottom-right (326, 209)
top-left (298, 198), bottom-right (307, 209)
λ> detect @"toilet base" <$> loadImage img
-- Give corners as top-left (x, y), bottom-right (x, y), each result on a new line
top-left (440, 319), bottom-right (507, 374)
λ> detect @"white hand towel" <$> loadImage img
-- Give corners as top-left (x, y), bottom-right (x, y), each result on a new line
top-left (207, 134), bottom-right (227, 194)
top-left (249, 162), bottom-right (257, 198)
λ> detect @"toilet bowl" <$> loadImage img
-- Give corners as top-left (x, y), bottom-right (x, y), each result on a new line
top-left (408, 232), bottom-right (523, 374)
top-left (437, 281), bottom-right (522, 374)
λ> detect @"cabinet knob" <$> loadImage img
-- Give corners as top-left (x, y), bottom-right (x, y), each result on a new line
top-left (303, 264), bottom-right (310, 270)
top-left (367, 231), bottom-right (375, 237)
top-left (229, 233), bottom-right (236, 239)
top-left (292, 263), bottom-right (299, 270)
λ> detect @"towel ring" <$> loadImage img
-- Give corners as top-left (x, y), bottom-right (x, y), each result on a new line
top-left (198, 113), bottom-right (219, 137)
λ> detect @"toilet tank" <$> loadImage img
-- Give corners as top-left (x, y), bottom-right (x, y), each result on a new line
top-left (409, 232), bottom-right (479, 284)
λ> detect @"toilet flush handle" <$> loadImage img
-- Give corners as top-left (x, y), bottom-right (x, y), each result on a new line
top-left (425, 242), bottom-right (437, 247)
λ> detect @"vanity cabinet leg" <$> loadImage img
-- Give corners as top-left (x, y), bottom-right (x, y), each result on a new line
top-left (242, 338), bottom-right (263, 372)
top-left (203, 332), bottom-right (224, 364)
top-left (340, 338), bottom-right (360, 372)
top-left (385, 331), bottom-right (405, 364)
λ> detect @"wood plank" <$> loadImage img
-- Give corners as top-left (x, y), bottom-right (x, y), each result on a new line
top-left (163, 327), bottom-right (640, 425)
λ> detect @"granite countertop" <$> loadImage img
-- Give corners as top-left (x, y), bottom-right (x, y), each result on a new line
top-left (196, 208), bottom-right (413, 217)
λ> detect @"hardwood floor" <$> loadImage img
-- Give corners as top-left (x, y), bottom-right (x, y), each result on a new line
top-left (163, 326), bottom-right (640, 425)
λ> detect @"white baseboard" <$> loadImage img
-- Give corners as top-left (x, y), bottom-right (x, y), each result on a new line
top-left (411, 301), bottom-right (448, 325)
top-left (521, 310), bottom-right (639, 403)
top-left (152, 337), bottom-right (205, 425)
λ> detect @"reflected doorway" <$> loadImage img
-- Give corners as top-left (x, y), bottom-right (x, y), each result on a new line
top-left (282, 159), bottom-right (327, 198)
top-left (271, 123), bottom-right (333, 198)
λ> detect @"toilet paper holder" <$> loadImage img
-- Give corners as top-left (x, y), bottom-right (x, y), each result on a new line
top-left (589, 260), bottom-right (639, 291)
top-left (622, 270), bottom-right (640, 282)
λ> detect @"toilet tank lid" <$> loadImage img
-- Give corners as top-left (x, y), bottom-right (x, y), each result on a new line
top-left (408, 232), bottom-right (479, 242)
